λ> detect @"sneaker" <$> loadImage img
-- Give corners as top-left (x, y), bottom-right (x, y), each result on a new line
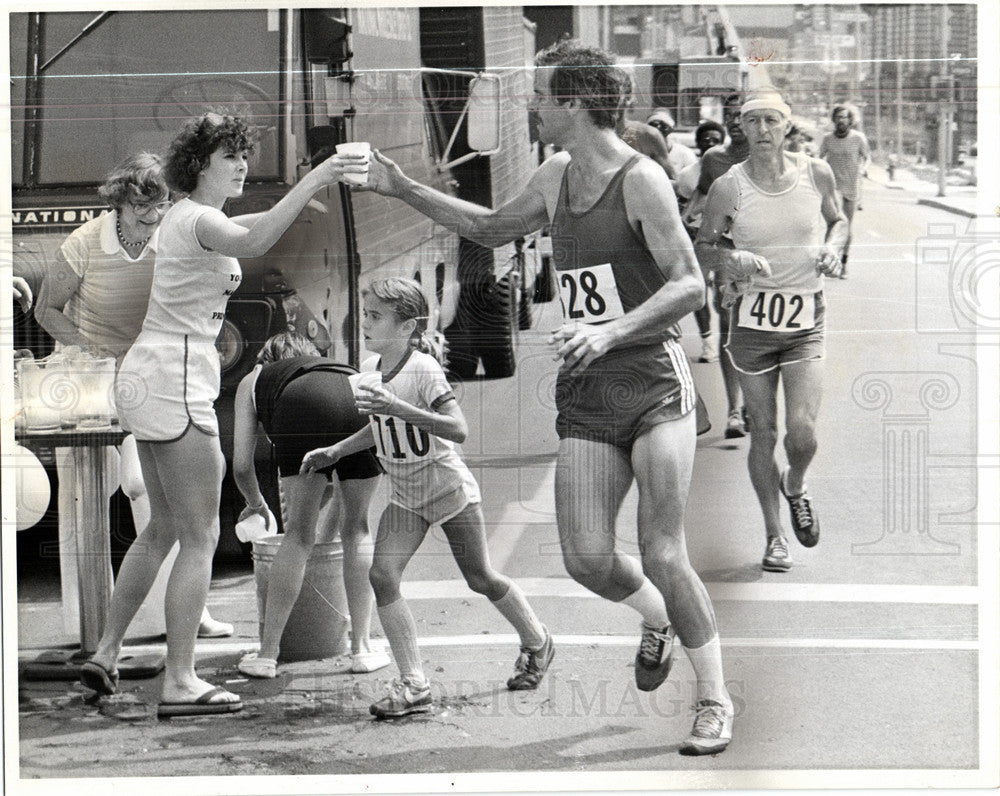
top-left (724, 409), bottom-right (746, 439)
top-left (507, 627), bottom-right (555, 691)
top-left (762, 535), bottom-right (792, 572)
top-left (350, 649), bottom-right (392, 674)
top-left (237, 652), bottom-right (278, 679)
top-left (634, 623), bottom-right (676, 692)
top-left (697, 336), bottom-right (718, 363)
top-left (369, 678), bottom-right (433, 719)
top-left (780, 469), bottom-right (820, 547)
top-left (679, 699), bottom-right (734, 755)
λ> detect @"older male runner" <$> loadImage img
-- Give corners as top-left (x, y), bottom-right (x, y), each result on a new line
top-left (696, 90), bottom-right (847, 572)
top-left (355, 40), bottom-right (733, 755)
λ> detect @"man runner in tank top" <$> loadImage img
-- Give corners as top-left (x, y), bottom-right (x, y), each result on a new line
top-left (819, 105), bottom-right (871, 277)
top-left (356, 40), bottom-right (734, 755)
top-left (696, 90), bottom-right (847, 573)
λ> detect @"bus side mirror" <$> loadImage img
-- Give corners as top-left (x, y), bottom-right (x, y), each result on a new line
top-left (467, 75), bottom-right (500, 153)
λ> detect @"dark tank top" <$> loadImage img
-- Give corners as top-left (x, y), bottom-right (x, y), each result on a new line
top-left (254, 356), bottom-right (357, 432)
top-left (550, 155), bottom-right (681, 343)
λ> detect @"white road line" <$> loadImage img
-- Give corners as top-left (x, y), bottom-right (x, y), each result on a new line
top-left (18, 579), bottom-right (977, 609)
top-left (21, 634), bottom-right (976, 660)
top-left (391, 578), bottom-right (978, 606)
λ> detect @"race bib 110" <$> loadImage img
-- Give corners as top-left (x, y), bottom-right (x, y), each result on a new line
top-left (737, 290), bottom-right (816, 332)
top-left (557, 263), bottom-right (625, 323)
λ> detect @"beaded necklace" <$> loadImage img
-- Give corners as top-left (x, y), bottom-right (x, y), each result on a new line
top-left (116, 217), bottom-right (151, 251)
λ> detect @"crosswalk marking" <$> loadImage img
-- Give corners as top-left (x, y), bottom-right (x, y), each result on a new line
top-left (184, 577), bottom-right (979, 606)
top-left (25, 634), bottom-right (973, 661)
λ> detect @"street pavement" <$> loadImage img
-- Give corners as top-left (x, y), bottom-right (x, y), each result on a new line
top-left (13, 175), bottom-right (998, 792)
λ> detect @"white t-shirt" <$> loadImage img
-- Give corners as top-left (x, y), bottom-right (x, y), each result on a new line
top-left (59, 210), bottom-right (157, 362)
top-left (362, 349), bottom-right (479, 511)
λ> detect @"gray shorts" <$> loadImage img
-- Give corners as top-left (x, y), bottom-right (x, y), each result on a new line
top-left (724, 291), bottom-right (826, 375)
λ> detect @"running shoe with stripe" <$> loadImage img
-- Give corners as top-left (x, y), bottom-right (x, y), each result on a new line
top-left (634, 623), bottom-right (676, 692)
top-left (780, 469), bottom-right (820, 547)
top-left (369, 678), bottom-right (432, 719)
top-left (724, 409), bottom-right (746, 439)
top-left (762, 535), bottom-right (792, 571)
top-left (679, 699), bottom-right (734, 755)
top-left (507, 627), bottom-right (555, 691)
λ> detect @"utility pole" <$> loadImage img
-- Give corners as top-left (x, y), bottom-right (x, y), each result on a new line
top-left (895, 16), bottom-right (903, 160)
top-left (873, 11), bottom-right (882, 153)
top-left (937, 4), bottom-right (949, 197)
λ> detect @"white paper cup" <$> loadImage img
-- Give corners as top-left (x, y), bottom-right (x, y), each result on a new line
top-left (335, 142), bottom-right (371, 186)
top-left (348, 371), bottom-right (382, 400)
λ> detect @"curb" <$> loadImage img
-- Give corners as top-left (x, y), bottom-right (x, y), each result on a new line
top-left (915, 197), bottom-right (978, 219)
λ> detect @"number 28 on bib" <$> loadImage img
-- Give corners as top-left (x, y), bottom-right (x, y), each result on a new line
top-left (738, 290), bottom-right (816, 332)
top-left (558, 263), bottom-right (625, 323)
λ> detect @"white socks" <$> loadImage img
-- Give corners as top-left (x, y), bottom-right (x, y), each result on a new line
top-left (491, 582), bottom-right (547, 650)
top-left (683, 634), bottom-right (732, 710)
top-left (620, 578), bottom-right (670, 629)
top-left (377, 598), bottom-right (426, 687)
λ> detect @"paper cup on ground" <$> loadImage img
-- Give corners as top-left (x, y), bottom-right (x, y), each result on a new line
top-left (336, 142), bottom-right (371, 186)
top-left (348, 371), bottom-right (382, 400)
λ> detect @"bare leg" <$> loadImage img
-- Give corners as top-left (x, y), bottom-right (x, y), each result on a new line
top-left (780, 360), bottom-right (824, 495)
top-left (632, 413), bottom-right (730, 708)
top-left (554, 437), bottom-right (644, 602)
top-left (88, 442), bottom-right (180, 672)
top-left (368, 504), bottom-right (431, 684)
top-left (119, 434), bottom-right (223, 631)
top-left (840, 197), bottom-right (857, 266)
top-left (718, 301), bottom-right (743, 416)
top-left (439, 503), bottom-right (510, 601)
top-left (152, 427), bottom-right (236, 705)
top-left (738, 368), bottom-right (783, 539)
top-left (332, 477), bottom-right (380, 655)
top-left (441, 503), bottom-right (546, 649)
top-left (256, 472), bottom-right (326, 660)
top-left (631, 413), bottom-right (716, 648)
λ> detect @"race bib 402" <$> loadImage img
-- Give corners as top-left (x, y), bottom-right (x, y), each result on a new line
top-left (738, 290), bottom-right (816, 332)
top-left (558, 263), bottom-right (625, 323)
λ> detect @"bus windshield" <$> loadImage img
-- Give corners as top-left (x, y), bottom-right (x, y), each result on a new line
top-left (11, 10), bottom-right (282, 188)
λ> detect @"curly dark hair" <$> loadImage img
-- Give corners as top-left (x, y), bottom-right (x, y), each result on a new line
top-left (534, 40), bottom-right (629, 130)
top-left (97, 152), bottom-right (168, 209)
top-left (695, 120), bottom-right (726, 141)
top-left (164, 112), bottom-right (258, 193)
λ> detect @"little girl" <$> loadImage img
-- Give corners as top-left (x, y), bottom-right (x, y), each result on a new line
top-left (301, 278), bottom-right (554, 718)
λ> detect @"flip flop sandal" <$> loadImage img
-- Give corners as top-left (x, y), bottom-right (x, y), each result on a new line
top-left (238, 652), bottom-right (278, 679)
top-left (79, 660), bottom-right (119, 696)
top-left (157, 686), bottom-right (243, 718)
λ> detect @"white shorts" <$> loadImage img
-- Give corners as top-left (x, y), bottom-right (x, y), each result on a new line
top-left (116, 331), bottom-right (220, 442)
top-left (390, 479), bottom-right (482, 527)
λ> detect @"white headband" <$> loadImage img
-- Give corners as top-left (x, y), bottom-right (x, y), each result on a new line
top-left (740, 95), bottom-right (791, 118)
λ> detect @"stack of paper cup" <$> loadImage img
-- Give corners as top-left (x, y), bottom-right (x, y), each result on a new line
top-left (336, 141), bottom-right (371, 186)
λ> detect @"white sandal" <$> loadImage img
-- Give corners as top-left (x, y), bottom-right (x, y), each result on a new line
top-left (238, 652), bottom-right (278, 679)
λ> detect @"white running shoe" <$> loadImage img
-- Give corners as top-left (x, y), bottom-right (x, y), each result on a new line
top-left (369, 678), bottom-right (433, 718)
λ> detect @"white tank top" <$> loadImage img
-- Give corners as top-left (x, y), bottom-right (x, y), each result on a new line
top-left (726, 152), bottom-right (826, 293)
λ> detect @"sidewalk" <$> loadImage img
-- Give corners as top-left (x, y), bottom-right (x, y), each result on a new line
top-left (866, 163), bottom-right (986, 219)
